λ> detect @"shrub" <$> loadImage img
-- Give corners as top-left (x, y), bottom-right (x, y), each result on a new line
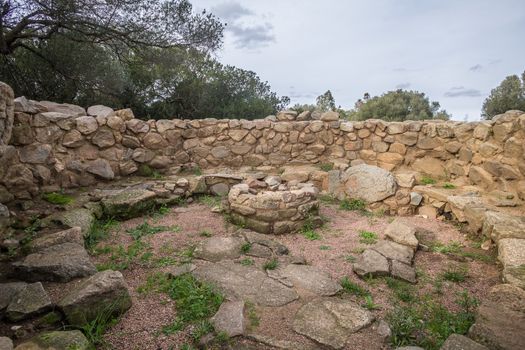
top-left (340, 198), bottom-right (366, 211)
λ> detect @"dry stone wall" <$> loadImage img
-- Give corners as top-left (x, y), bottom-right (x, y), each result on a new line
top-left (0, 82), bottom-right (524, 204)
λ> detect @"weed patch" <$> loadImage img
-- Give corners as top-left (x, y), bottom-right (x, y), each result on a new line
top-left (358, 230), bottom-right (378, 245)
top-left (42, 192), bottom-right (73, 205)
top-left (421, 176), bottom-right (436, 185)
top-left (85, 218), bottom-right (119, 252)
top-left (443, 183), bottom-right (456, 189)
top-left (340, 198), bottom-right (366, 211)
top-left (385, 277), bottom-right (416, 302)
top-left (340, 277), bottom-right (370, 297)
top-left (263, 258), bottom-right (278, 270)
top-left (126, 222), bottom-right (179, 241)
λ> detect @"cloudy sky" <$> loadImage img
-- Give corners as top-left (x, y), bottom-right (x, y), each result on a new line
top-left (193, 0), bottom-right (525, 121)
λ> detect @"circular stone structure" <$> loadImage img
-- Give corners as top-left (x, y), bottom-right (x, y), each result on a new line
top-left (227, 178), bottom-right (321, 234)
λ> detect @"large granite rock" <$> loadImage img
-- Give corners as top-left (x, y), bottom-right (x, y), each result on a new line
top-left (353, 249), bottom-right (389, 277)
top-left (293, 298), bottom-right (374, 349)
top-left (192, 261), bottom-right (298, 307)
top-left (384, 219), bottom-right (419, 249)
top-left (210, 301), bottom-right (245, 337)
top-left (280, 264), bottom-right (342, 296)
top-left (5, 282), bottom-right (52, 321)
top-left (14, 330), bottom-right (92, 350)
top-left (193, 236), bottom-right (244, 262)
top-left (0, 282), bottom-right (27, 311)
top-left (100, 188), bottom-right (157, 219)
top-left (13, 243), bottom-right (96, 282)
top-left (58, 270), bottom-right (131, 326)
top-left (0, 337), bottom-right (13, 350)
top-left (30, 227), bottom-right (83, 251)
top-left (468, 284), bottom-right (525, 350)
top-left (342, 164), bottom-right (397, 203)
top-left (46, 208), bottom-right (95, 235)
top-left (440, 334), bottom-right (488, 350)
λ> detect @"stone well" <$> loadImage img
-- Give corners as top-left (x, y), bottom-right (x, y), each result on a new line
top-left (227, 177), bottom-right (321, 234)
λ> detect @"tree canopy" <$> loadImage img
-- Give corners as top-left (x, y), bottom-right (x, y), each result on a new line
top-left (348, 90), bottom-right (450, 121)
top-left (482, 71), bottom-right (525, 119)
top-left (0, 0), bottom-right (289, 119)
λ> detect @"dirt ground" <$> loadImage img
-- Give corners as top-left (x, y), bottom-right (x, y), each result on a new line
top-left (74, 201), bottom-right (501, 350)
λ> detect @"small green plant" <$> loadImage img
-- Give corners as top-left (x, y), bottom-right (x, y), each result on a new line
top-left (345, 255), bottom-right (356, 263)
top-left (441, 266), bottom-right (468, 282)
top-left (96, 240), bottom-right (150, 271)
top-left (42, 192), bottom-right (73, 205)
top-left (198, 195), bottom-right (222, 208)
top-left (84, 218), bottom-right (119, 252)
top-left (263, 258), bottom-right (278, 270)
top-left (358, 230), bottom-right (378, 245)
top-left (443, 183), bottom-right (456, 189)
top-left (421, 175), bottom-right (436, 185)
top-left (340, 198), bottom-right (366, 211)
top-left (319, 245), bottom-right (331, 250)
top-left (126, 222), bottom-right (176, 241)
top-left (81, 300), bottom-right (123, 346)
top-left (319, 163), bottom-right (334, 172)
top-left (154, 256), bottom-right (178, 267)
top-left (199, 230), bottom-right (212, 237)
top-left (137, 272), bottom-right (170, 294)
top-left (362, 295), bottom-right (380, 310)
top-left (178, 246), bottom-right (195, 264)
top-left (190, 320), bottom-right (214, 342)
top-left (318, 193), bottom-right (337, 204)
top-left (431, 241), bottom-right (462, 254)
top-left (246, 301), bottom-right (260, 330)
top-left (385, 277), bottom-right (416, 302)
top-left (192, 166), bottom-right (202, 176)
top-left (301, 228), bottom-right (320, 240)
top-left (240, 258), bottom-right (254, 266)
top-left (160, 274), bottom-right (223, 334)
top-left (241, 242), bottom-right (252, 253)
top-left (340, 277), bottom-right (370, 297)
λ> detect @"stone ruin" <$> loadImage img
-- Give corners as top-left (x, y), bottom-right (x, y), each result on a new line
top-left (227, 176), bottom-right (321, 234)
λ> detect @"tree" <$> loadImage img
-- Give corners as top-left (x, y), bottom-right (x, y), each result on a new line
top-left (481, 71), bottom-right (525, 119)
top-left (348, 89), bottom-right (450, 121)
top-left (316, 90), bottom-right (336, 112)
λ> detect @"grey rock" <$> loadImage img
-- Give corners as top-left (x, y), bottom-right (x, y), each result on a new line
top-left (353, 249), bottom-right (389, 277)
top-left (18, 144), bottom-right (51, 164)
top-left (14, 330), bottom-right (91, 350)
top-left (6, 282), bottom-right (52, 321)
top-left (165, 263), bottom-right (196, 278)
top-left (238, 229), bottom-right (289, 255)
top-left (292, 298), bottom-right (374, 349)
top-left (39, 101), bottom-right (86, 117)
top-left (100, 188), bottom-right (157, 219)
top-left (342, 164), bottom-right (397, 203)
top-left (59, 270), bottom-right (131, 326)
top-left (0, 282), bottom-right (27, 311)
top-left (87, 105), bottom-right (114, 118)
top-left (47, 208), bottom-right (95, 234)
top-left (245, 243), bottom-right (272, 258)
top-left (0, 337), bottom-right (13, 350)
top-left (280, 264), bottom-right (342, 296)
top-left (374, 319), bottom-right (392, 341)
top-left (86, 159), bottom-right (114, 180)
top-left (371, 240), bottom-right (414, 265)
top-left (192, 261), bottom-right (298, 307)
top-left (75, 116), bottom-right (98, 134)
top-left (210, 182), bottom-right (230, 196)
top-left (13, 243), bottom-right (96, 282)
top-left (194, 237), bottom-right (244, 262)
top-left (30, 227), bottom-right (83, 251)
top-left (384, 219), bottom-right (419, 249)
top-left (211, 301), bottom-right (245, 337)
top-left (410, 192), bottom-right (423, 206)
top-left (391, 260), bottom-right (417, 283)
top-left (440, 334), bottom-right (488, 350)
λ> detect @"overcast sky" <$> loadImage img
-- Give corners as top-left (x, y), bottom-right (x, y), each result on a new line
top-left (193, 0), bottom-right (525, 121)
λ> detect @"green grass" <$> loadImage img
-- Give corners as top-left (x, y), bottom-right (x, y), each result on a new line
top-left (190, 320), bottom-right (214, 342)
top-left (160, 274), bottom-right (223, 334)
top-left (246, 301), bottom-right (260, 330)
top-left (126, 222), bottom-right (179, 241)
top-left (388, 291), bottom-right (478, 350)
top-left (241, 242), bottom-right (252, 253)
top-left (443, 183), bottom-right (456, 189)
top-left (96, 240), bottom-right (149, 271)
top-left (199, 230), bottom-right (212, 237)
top-left (319, 245), bottom-right (331, 250)
top-left (339, 198), bottom-right (366, 211)
top-left (192, 166), bottom-right (202, 176)
top-left (362, 295), bottom-right (380, 310)
top-left (178, 246), bottom-right (195, 264)
top-left (301, 228), bottom-right (321, 240)
top-left (345, 255), bottom-right (356, 263)
top-left (421, 176), bottom-right (436, 185)
top-left (441, 266), bottom-right (468, 283)
top-left (42, 192), bottom-right (74, 205)
top-left (318, 193), bottom-right (337, 204)
top-left (84, 218), bottom-right (119, 252)
top-left (153, 256), bottom-right (178, 267)
top-left (198, 195), bottom-right (222, 208)
top-left (137, 272), bottom-right (170, 295)
top-left (340, 277), bottom-right (370, 297)
top-left (431, 241), bottom-right (462, 254)
top-left (358, 230), bottom-right (378, 245)
top-left (263, 258), bottom-right (278, 270)
top-left (319, 163), bottom-right (334, 171)
top-left (240, 258), bottom-right (254, 266)
top-left (81, 300), bottom-right (124, 346)
top-left (385, 277), bottom-right (416, 302)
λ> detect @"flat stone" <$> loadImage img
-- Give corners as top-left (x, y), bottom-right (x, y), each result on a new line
top-left (0, 282), bottom-right (27, 311)
top-left (342, 164), bottom-right (397, 203)
top-left (245, 243), bottom-right (272, 258)
top-left (30, 227), bottom-right (83, 251)
top-left (468, 284), bottom-right (525, 350)
top-left (165, 263), bottom-right (196, 278)
top-left (87, 105), bottom-right (114, 118)
top-left (238, 229), bottom-right (289, 255)
top-left (86, 159), bottom-right (114, 180)
top-left (391, 260), bottom-right (417, 283)
top-left (210, 183), bottom-right (229, 196)
top-left (293, 298), bottom-right (374, 349)
top-left (440, 334), bottom-right (488, 350)
top-left (353, 249), bottom-right (390, 277)
top-left (14, 330), bottom-right (91, 350)
top-left (59, 270), bottom-right (131, 326)
top-left (498, 238), bottom-right (525, 267)
top-left (384, 219), bottom-right (419, 249)
top-left (6, 282), bottom-right (52, 321)
top-left (371, 240), bottom-right (414, 265)
top-left (0, 337), bottom-right (13, 350)
top-left (211, 301), bottom-right (245, 337)
top-left (47, 208), bottom-right (95, 234)
top-left (280, 264), bottom-right (342, 296)
top-left (13, 243), bottom-right (96, 282)
top-left (194, 237), bottom-right (244, 262)
top-left (101, 188), bottom-right (157, 219)
top-left (192, 261), bottom-right (298, 307)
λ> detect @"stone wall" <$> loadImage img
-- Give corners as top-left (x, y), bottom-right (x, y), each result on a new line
top-left (0, 82), bottom-right (524, 204)
top-left (0, 82), bottom-right (14, 145)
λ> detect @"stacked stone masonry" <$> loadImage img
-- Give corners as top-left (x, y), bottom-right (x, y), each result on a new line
top-left (1, 87), bottom-right (524, 204)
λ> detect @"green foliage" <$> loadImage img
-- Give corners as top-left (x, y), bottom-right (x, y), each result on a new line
top-left (81, 300), bottom-right (123, 346)
top-left (240, 242), bottom-right (252, 253)
top-left (240, 258), bottom-right (254, 266)
top-left (301, 228), bottom-right (321, 240)
top-left (443, 183), bottom-right (456, 189)
top-left (137, 272), bottom-right (170, 295)
top-left (318, 193), bottom-right (337, 204)
top-left (160, 274), bottom-right (223, 334)
top-left (190, 320), bottom-right (214, 342)
top-left (126, 222), bottom-right (178, 241)
top-left (340, 277), bottom-right (370, 297)
top-left (421, 176), bottom-right (436, 185)
top-left (339, 198), bottom-right (366, 211)
top-left (441, 266), bottom-right (468, 283)
top-left (84, 218), bottom-right (119, 252)
top-left (385, 277), bottom-right (416, 302)
top-left (347, 89), bottom-right (450, 121)
top-left (199, 230), bottom-right (212, 237)
top-left (358, 230), bottom-right (378, 245)
top-left (316, 90), bottom-right (337, 112)
top-left (263, 258), bottom-right (278, 270)
top-left (96, 240), bottom-right (149, 271)
top-left (42, 192), bottom-right (73, 205)
top-left (319, 163), bottom-right (334, 172)
top-left (137, 164), bottom-right (163, 178)
top-left (246, 301), bottom-right (260, 330)
top-left (319, 245), bottom-right (331, 250)
top-left (198, 195), bottom-right (222, 208)
top-left (362, 295), bottom-right (380, 310)
top-left (345, 255), bottom-right (356, 263)
top-left (388, 291), bottom-right (478, 350)
top-left (431, 241), bottom-right (462, 254)
top-left (482, 71), bottom-right (525, 119)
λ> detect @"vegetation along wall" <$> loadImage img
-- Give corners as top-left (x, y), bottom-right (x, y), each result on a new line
top-left (0, 82), bottom-right (524, 205)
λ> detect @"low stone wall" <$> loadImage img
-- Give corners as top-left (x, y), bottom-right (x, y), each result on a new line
top-left (0, 82), bottom-right (524, 204)
top-left (0, 82), bottom-right (14, 145)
